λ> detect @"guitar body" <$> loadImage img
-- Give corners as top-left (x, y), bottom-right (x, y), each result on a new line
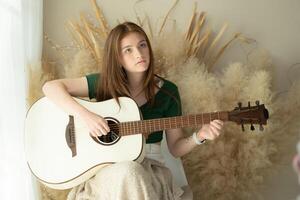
top-left (25, 97), bottom-right (145, 190)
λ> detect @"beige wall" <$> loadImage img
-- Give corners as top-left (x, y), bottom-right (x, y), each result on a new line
top-left (43, 0), bottom-right (300, 199)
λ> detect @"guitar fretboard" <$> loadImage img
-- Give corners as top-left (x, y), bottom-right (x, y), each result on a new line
top-left (118, 111), bottom-right (228, 137)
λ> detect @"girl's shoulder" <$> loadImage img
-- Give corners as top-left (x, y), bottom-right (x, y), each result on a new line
top-left (155, 75), bottom-right (178, 93)
top-left (86, 73), bottom-right (100, 81)
top-left (86, 73), bottom-right (100, 99)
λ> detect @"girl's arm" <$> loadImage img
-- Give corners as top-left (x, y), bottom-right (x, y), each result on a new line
top-left (42, 78), bottom-right (110, 137)
top-left (42, 77), bottom-right (90, 116)
top-left (165, 120), bottom-right (223, 158)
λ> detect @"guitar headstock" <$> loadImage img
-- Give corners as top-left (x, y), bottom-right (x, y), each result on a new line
top-left (228, 101), bottom-right (269, 131)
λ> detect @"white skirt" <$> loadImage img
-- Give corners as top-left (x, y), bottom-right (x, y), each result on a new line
top-left (67, 143), bottom-right (183, 200)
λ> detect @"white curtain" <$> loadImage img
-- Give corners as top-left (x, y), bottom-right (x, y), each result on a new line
top-left (0, 0), bottom-right (43, 199)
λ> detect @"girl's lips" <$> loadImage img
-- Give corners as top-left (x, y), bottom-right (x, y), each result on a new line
top-left (136, 60), bottom-right (146, 64)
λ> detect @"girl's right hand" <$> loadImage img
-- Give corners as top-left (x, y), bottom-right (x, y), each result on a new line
top-left (80, 110), bottom-right (110, 137)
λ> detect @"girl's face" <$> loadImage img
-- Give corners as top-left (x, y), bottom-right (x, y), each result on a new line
top-left (119, 32), bottom-right (150, 76)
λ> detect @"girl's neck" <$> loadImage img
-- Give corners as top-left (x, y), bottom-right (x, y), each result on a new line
top-left (127, 73), bottom-right (146, 91)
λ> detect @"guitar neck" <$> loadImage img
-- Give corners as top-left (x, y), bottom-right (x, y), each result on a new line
top-left (118, 111), bottom-right (229, 137)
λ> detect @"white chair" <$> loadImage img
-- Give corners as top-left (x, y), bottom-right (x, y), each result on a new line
top-left (161, 134), bottom-right (193, 200)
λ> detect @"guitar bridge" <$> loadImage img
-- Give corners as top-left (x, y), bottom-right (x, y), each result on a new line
top-left (65, 115), bottom-right (77, 157)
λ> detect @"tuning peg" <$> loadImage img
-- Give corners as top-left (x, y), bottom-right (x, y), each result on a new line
top-left (241, 123), bottom-right (245, 131)
top-left (250, 124), bottom-right (255, 131)
top-left (248, 101), bottom-right (251, 108)
top-left (259, 124), bottom-right (264, 131)
top-left (255, 100), bottom-right (260, 106)
top-left (238, 102), bottom-right (242, 109)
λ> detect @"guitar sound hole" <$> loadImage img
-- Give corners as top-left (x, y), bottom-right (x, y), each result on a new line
top-left (94, 118), bottom-right (120, 145)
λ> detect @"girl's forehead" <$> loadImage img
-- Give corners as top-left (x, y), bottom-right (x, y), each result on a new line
top-left (120, 32), bottom-right (146, 45)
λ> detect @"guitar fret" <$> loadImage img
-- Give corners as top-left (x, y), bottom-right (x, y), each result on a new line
top-left (136, 121), bottom-right (139, 133)
top-left (128, 122), bottom-right (131, 134)
top-left (129, 122), bottom-right (132, 134)
top-left (147, 121), bottom-right (151, 133)
top-left (148, 120), bottom-right (152, 132)
top-left (142, 121), bottom-right (145, 133)
top-left (126, 122), bottom-right (129, 135)
top-left (124, 123), bottom-right (127, 136)
top-left (129, 122), bottom-right (131, 134)
top-left (127, 122), bottom-right (130, 135)
top-left (166, 118), bottom-right (169, 129)
top-left (145, 120), bottom-right (148, 133)
top-left (134, 121), bottom-right (136, 133)
top-left (149, 120), bottom-right (152, 132)
top-left (158, 119), bottom-right (160, 131)
top-left (132, 122), bottom-right (135, 133)
top-left (124, 124), bottom-right (126, 136)
top-left (137, 121), bottom-right (140, 133)
top-left (123, 123), bottom-right (126, 135)
top-left (152, 119), bottom-right (155, 132)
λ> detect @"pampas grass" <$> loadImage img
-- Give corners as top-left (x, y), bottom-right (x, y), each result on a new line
top-left (64, 49), bottom-right (98, 78)
top-left (34, 1), bottom-right (300, 200)
top-left (169, 58), bottom-right (275, 199)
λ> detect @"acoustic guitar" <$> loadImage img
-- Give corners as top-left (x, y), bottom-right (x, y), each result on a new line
top-left (24, 97), bottom-right (269, 189)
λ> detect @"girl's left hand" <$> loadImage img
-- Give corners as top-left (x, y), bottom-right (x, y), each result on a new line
top-left (197, 120), bottom-right (224, 141)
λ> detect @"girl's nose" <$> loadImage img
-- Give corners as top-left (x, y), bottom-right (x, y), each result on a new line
top-left (134, 48), bottom-right (142, 58)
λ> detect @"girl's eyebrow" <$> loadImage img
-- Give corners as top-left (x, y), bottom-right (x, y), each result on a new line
top-left (121, 45), bottom-right (132, 50)
top-left (121, 40), bottom-right (146, 50)
top-left (138, 39), bottom-right (146, 44)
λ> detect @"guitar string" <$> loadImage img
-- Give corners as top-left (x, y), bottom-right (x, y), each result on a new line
top-left (107, 114), bottom-right (223, 129)
top-left (109, 117), bottom-right (220, 135)
top-left (86, 113), bottom-right (226, 136)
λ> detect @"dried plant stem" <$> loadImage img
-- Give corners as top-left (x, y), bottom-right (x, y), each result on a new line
top-left (158, 0), bottom-right (179, 35)
top-left (80, 14), bottom-right (102, 61)
top-left (204, 22), bottom-right (228, 61)
top-left (188, 12), bottom-right (206, 45)
top-left (207, 33), bottom-right (241, 70)
top-left (192, 29), bottom-right (211, 56)
top-left (185, 2), bottom-right (198, 41)
top-left (69, 21), bottom-right (98, 61)
top-left (90, 0), bottom-right (109, 37)
top-left (66, 23), bottom-right (82, 49)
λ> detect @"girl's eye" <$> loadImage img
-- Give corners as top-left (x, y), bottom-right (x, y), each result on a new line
top-left (140, 43), bottom-right (147, 48)
top-left (124, 48), bottom-right (132, 53)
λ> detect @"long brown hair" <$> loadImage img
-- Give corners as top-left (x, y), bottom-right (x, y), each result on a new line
top-left (96, 22), bottom-right (156, 105)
